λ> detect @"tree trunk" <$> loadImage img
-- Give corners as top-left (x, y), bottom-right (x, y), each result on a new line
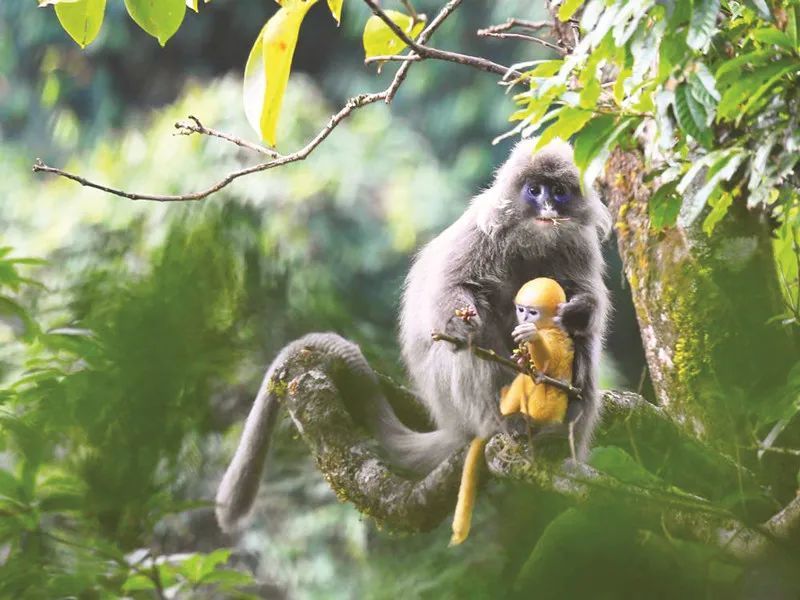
top-left (602, 148), bottom-right (796, 449)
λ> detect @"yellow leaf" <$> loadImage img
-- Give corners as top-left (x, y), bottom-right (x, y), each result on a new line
top-left (185, 0), bottom-right (211, 12)
top-left (362, 10), bottom-right (425, 59)
top-left (54, 0), bottom-right (106, 48)
top-left (243, 0), bottom-right (317, 146)
top-left (326, 0), bottom-right (343, 25)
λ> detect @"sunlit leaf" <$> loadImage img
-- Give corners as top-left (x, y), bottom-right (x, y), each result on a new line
top-left (362, 10), bottom-right (425, 59)
top-left (124, 0), bottom-right (186, 46)
top-left (701, 190), bottom-right (733, 234)
top-left (558, 0), bottom-right (584, 22)
top-left (717, 59), bottom-right (796, 121)
top-left (752, 27), bottom-right (794, 49)
top-left (243, 0), bottom-right (317, 146)
top-left (743, 0), bottom-right (772, 20)
top-left (678, 150), bottom-right (745, 227)
top-left (54, 0), bottom-right (106, 48)
top-left (536, 107), bottom-right (594, 149)
top-left (326, 0), bottom-right (343, 25)
top-left (686, 0), bottom-right (720, 50)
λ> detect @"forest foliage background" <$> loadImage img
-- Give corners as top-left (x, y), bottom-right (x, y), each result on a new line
top-left (1, 0), bottom-right (798, 598)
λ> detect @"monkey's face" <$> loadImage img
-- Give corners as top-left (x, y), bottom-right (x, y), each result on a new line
top-left (520, 179), bottom-right (577, 223)
top-left (516, 304), bottom-right (556, 327)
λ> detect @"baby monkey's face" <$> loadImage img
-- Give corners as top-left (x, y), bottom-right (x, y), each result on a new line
top-left (515, 304), bottom-right (557, 328)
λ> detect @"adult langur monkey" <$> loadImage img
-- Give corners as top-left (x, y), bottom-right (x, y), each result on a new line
top-left (215, 139), bottom-right (611, 536)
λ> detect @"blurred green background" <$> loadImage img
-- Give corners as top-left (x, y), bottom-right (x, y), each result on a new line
top-left (0, 1), bottom-right (650, 597)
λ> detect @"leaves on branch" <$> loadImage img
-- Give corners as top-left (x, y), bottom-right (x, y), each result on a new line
top-left (124, 0), bottom-right (186, 46)
top-left (53, 0), bottom-right (106, 48)
top-left (243, 0), bottom-right (317, 146)
top-left (362, 9), bottom-right (425, 60)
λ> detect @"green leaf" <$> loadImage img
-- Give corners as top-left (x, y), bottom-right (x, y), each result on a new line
top-left (714, 49), bottom-right (772, 86)
top-left (688, 63), bottom-right (719, 106)
top-left (752, 27), bottom-right (794, 49)
top-left (558, 0), bottom-right (584, 22)
top-left (536, 107), bottom-right (594, 149)
top-left (122, 574), bottom-right (156, 592)
top-left (362, 10), bottom-right (425, 59)
top-left (54, 0), bottom-right (106, 48)
top-left (576, 116), bottom-right (636, 185)
top-left (717, 59), bottom-right (797, 121)
top-left (589, 447), bottom-right (663, 486)
top-left (243, 0), bottom-right (317, 146)
top-left (649, 180), bottom-right (681, 230)
top-left (326, 0), bottom-right (343, 24)
top-left (678, 150), bottom-right (745, 227)
top-left (572, 114), bottom-right (616, 171)
top-left (701, 190), bottom-right (733, 234)
top-left (743, 0), bottom-right (772, 20)
top-left (124, 0), bottom-right (186, 46)
top-left (199, 568), bottom-right (254, 587)
top-left (787, 6), bottom-right (798, 48)
top-left (686, 0), bottom-right (720, 50)
top-left (673, 82), bottom-right (712, 147)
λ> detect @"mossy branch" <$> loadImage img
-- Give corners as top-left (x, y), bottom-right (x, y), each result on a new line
top-left (262, 339), bottom-right (800, 561)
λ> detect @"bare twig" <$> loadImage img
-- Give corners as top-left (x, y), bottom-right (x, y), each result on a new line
top-left (365, 54), bottom-right (423, 64)
top-left (479, 18), bottom-right (552, 34)
top-left (175, 115), bottom-right (279, 157)
top-left (33, 92), bottom-right (388, 202)
top-left (430, 331), bottom-right (583, 399)
top-left (400, 0), bottom-right (419, 22)
top-left (385, 0), bottom-right (463, 102)
top-left (477, 30), bottom-right (566, 55)
top-left (32, 0), bottom-right (474, 202)
top-left (362, 0), bottom-right (522, 79)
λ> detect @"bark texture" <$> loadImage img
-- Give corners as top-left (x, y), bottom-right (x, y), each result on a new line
top-left (602, 148), bottom-right (796, 446)
top-left (263, 343), bottom-right (799, 560)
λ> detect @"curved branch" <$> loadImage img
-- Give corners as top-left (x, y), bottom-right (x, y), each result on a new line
top-left (262, 339), bottom-right (800, 560)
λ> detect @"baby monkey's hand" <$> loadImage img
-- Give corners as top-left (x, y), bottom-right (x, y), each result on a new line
top-left (512, 322), bottom-right (539, 344)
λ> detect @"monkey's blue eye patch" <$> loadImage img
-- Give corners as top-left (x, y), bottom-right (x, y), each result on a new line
top-left (522, 183), bottom-right (542, 205)
top-left (552, 184), bottom-right (570, 204)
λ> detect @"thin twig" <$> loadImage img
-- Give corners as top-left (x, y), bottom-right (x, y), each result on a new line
top-left (479, 18), bottom-right (552, 34)
top-left (477, 30), bottom-right (566, 55)
top-left (32, 0), bottom-right (471, 202)
top-left (400, 0), bottom-right (419, 22)
top-left (385, 0), bottom-right (463, 102)
top-left (365, 54), bottom-right (423, 64)
top-left (430, 331), bottom-right (582, 399)
top-left (362, 0), bottom-right (521, 79)
top-left (33, 93), bottom-right (387, 202)
top-left (175, 115), bottom-right (279, 157)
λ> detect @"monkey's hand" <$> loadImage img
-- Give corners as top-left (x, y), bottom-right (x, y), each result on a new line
top-left (512, 323), bottom-right (539, 344)
top-left (444, 306), bottom-right (483, 347)
top-left (556, 293), bottom-right (595, 337)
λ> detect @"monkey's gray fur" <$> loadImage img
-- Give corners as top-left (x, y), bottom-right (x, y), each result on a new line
top-left (215, 140), bottom-right (611, 532)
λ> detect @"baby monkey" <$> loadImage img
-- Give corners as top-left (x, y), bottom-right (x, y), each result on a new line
top-left (451, 277), bottom-right (574, 546)
top-left (501, 277), bottom-right (574, 424)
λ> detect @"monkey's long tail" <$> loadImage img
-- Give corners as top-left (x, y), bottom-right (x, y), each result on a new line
top-left (215, 332), bottom-right (461, 532)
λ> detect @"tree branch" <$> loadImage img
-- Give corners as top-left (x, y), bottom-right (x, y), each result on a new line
top-left (33, 92), bottom-right (388, 202)
top-left (476, 30), bottom-right (566, 55)
top-left (32, 0), bottom-right (481, 202)
top-left (479, 18), bottom-right (552, 34)
top-left (385, 0), bottom-right (463, 102)
top-left (361, 0), bottom-right (522, 79)
top-left (430, 331), bottom-right (583, 399)
top-left (271, 337), bottom-right (800, 561)
top-left (174, 115), bottom-right (279, 157)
